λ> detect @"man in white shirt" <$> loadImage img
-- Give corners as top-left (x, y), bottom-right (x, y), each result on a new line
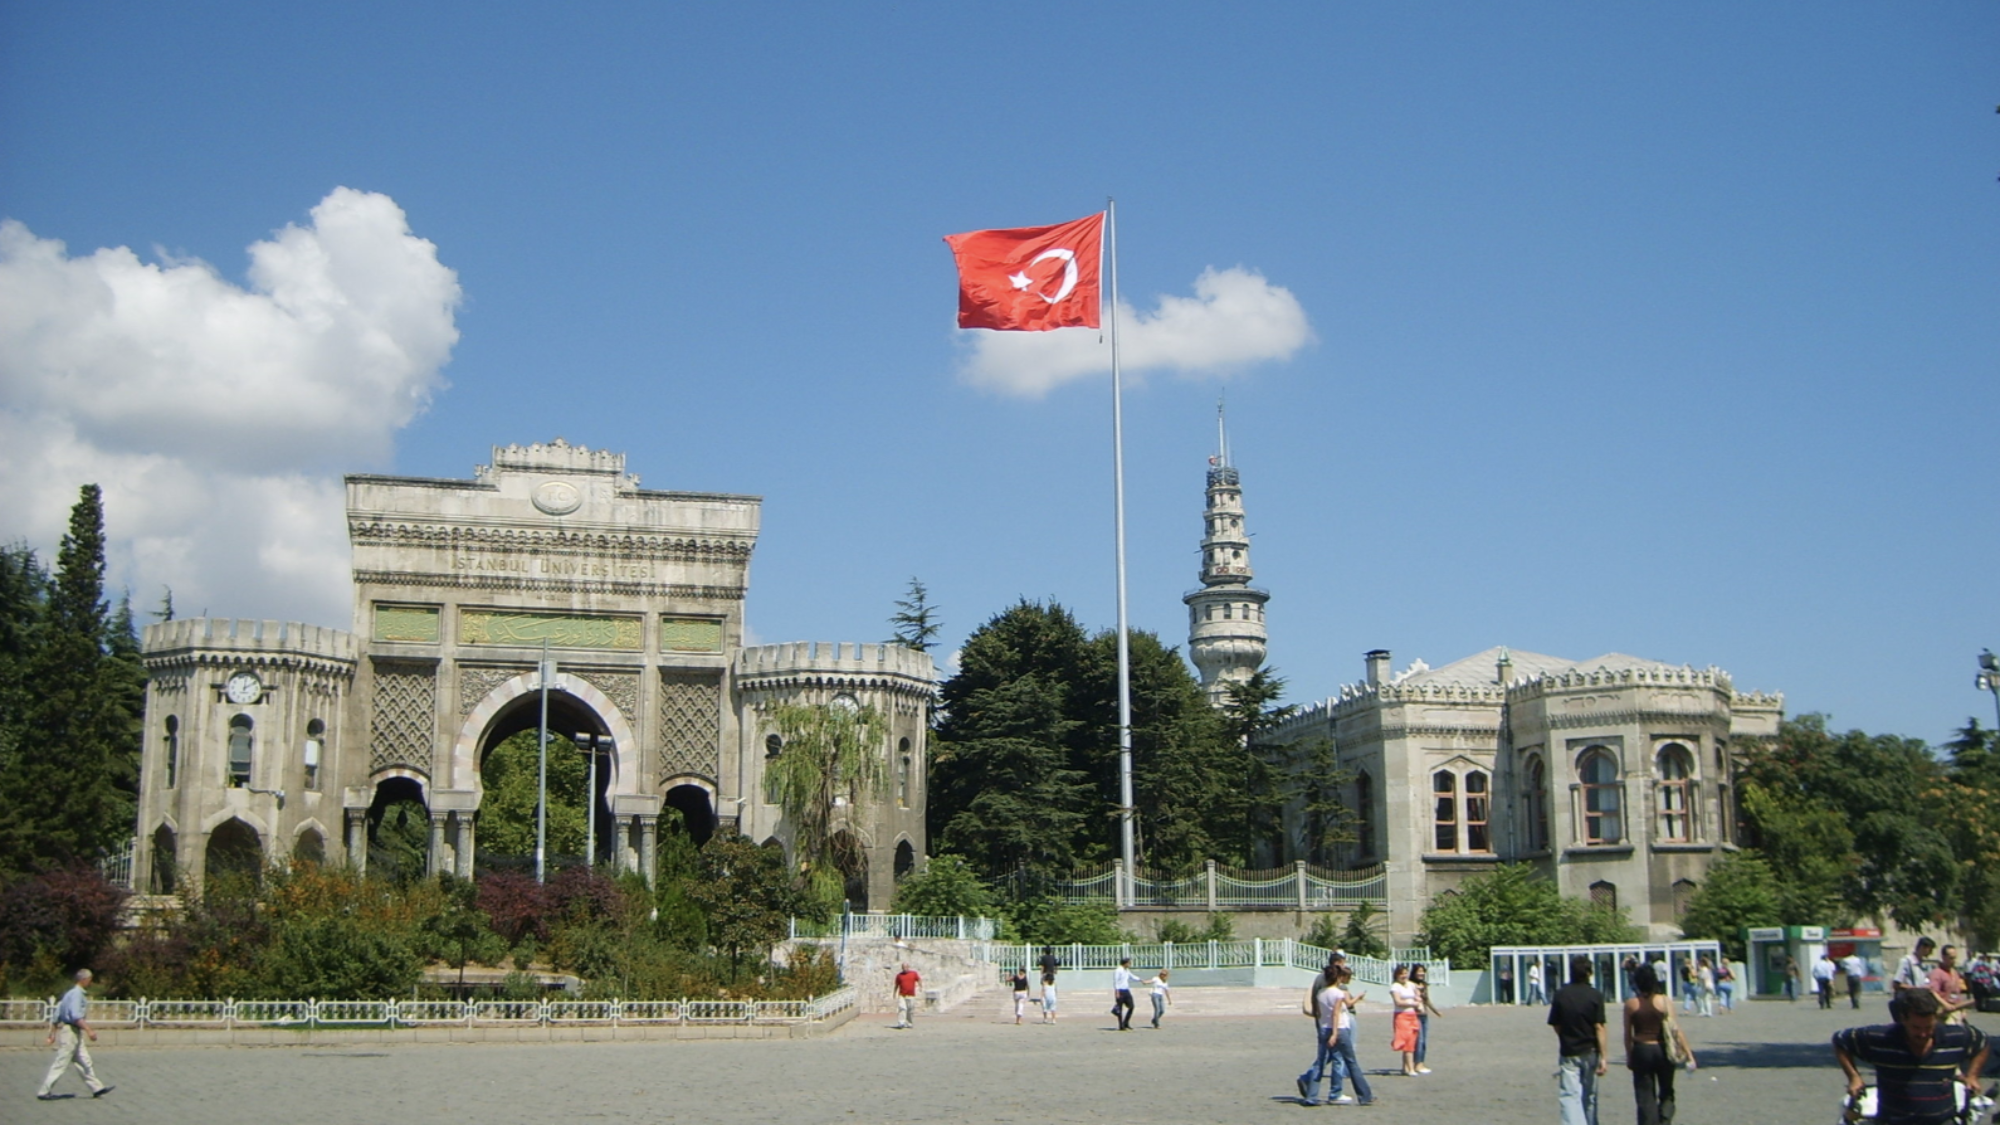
top-left (1111, 958), bottom-right (1138, 1031)
top-left (1841, 953), bottom-right (1867, 1010)
top-left (1813, 952), bottom-right (1839, 1009)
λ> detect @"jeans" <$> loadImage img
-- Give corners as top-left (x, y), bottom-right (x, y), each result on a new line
top-left (1331, 1029), bottom-right (1373, 1104)
top-left (1416, 1011), bottom-right (1430, 1064)
top-left (1300, 1024), bottom-right (1345, 1101)
top-left (1716, 982), bottom-right (1733, 1011)
top-left (1149, 993), bottom-right (1165, 1028)
top-left (1557, 1051), bottom-right (1600, 1125)
top-left (1816, 978), bottom-right (1834, 1009)
top-left (1630, 1042), bottom-right (1676, 1125)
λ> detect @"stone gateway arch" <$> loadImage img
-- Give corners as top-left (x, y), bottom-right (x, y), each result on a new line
top-left (132, 441), bottom-right (934, 907)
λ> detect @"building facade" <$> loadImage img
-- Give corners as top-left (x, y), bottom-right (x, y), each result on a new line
top-left (133, 441), bottom-right (932, 908)
top-left (1184, 435), bottom-right (1784, 942)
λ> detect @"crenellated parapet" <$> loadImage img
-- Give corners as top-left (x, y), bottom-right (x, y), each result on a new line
top-left (482, 438), bottom-right (638, 486)
top-left (1508, 663), bottom-right (1734, 702)
top-left (735, 642), bottom-right (938, 716)
top-left (143, 618), bottom-right (359, 675)
top-left (1336, 680), bottom-right (1510, 707)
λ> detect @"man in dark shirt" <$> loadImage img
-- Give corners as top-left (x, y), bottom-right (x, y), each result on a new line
top-left (1834, 988), bottom-right (1989, 1125)
top-left (1548, 955), bottom-right (1608, 1125)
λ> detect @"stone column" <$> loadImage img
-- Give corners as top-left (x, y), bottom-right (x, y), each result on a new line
top-left (457, 815), bottom-right (477, 878)
top-left (1205, 859), bottom-right (1219, 912)
top-left (429, 815), bottom-right (448, 877)
top-left (637, 815), bottom-right (658, 888)
top-left (346, 809), bottom-right (369, 877)
top-left (612, 817), bottom-right (631, 875)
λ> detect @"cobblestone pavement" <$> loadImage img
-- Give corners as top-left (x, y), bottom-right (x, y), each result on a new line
top-left (6, 993), bottom-right (1995, 1124)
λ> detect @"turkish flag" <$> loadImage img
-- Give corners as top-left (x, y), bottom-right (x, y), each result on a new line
top-left (944, 212), bottom-right (1104, 331)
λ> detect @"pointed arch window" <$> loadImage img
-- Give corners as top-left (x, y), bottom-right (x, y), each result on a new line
top-left (164, 715), bottom-right (180, 789)
top-left (1524, 754), bottom-right (1550, 852)
top-left (1432, 770), bottom-right (1457, 851)
top-left (303, 719), bottom-right (325, 791)
top-left (1656, 743), bottom-right (1695, 842)
top-left (1465, 770), bottom-right (1491, 852)
top-left (227, 714), bottom-right (255, 788)
top-left (1579, 747), bottom-right (1622, 845)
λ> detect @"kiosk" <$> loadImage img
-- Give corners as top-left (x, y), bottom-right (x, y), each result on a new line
top-left (1744, 925), bottom-right (1827, 1000)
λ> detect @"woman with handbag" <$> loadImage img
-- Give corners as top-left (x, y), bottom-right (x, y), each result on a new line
top-left (1624, 964), bottom-right (1694, 1125)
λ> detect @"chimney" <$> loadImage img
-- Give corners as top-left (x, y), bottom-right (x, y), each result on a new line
top-left (1496, 646), bottom-right (1513, 685)
top-left (1364, 649), bottom-right (1391, 687)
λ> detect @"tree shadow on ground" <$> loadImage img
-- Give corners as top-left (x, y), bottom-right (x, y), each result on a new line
top-left (1692, 1040), bottom-right (1833, 1069)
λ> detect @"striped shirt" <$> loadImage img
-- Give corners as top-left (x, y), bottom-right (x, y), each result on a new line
top-left (1833, 1022), bottom-right (1987, 1124)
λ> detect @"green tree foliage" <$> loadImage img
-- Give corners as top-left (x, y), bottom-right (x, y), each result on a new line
top-left (1005, 897), bottom-right (1127, 945)
top-left (477, 730), bottom-right (589, 860)
top-left (1678, 852), bottom-right (1783, 959)
top-left (887, 577), bottom-right (942, 652)
top-left (1932, 719), bottom-right (2000, 948)
top-left (766, 700), bottom-right (890, 902)
top-left (1417, 864), bottom-right (1639, 966)
top-left (683, 835), bottom-right (805, 978)
top-left (931, 600), bottom-right (1267, 887)
top-left (889, 854), bottom-right (999, 918)
top-left (1737, 714), bottom-right (1959, 930)
top-left (1332, 902), bottom-right (1391, 960)
top-left (0, 488), bottom-right (145, 873)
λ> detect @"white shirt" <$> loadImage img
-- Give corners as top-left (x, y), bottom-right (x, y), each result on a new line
top-left (1841, 955), bottom-right (1865, 978)
top-left (1813, 957), bottom-right (1837, 981)
top-left (1149, 977), bottom-right (1171, 999)
top-left (1331, 986), bottom-right (1354, 1030)
top-left (1390, 981), bottom-right (1419, 1010)
top-left (1314, 984), bottom-right (1341, 1029)
top-left (1113, 967), bottom-right (1139, 991)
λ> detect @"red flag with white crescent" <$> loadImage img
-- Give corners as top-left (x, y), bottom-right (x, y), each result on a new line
top-left (943, 212), bottom-right (1104, 331)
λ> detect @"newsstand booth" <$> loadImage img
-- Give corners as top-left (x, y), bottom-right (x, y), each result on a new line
top-left (1744, 925), bottom-right (1827, 999)
top-left (1828, 927), bottom-right (1886, 995)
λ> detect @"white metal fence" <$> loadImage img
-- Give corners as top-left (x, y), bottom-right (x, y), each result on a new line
top-left (789, 913), bottom-right (997, 941)
top-left (1048, 861), bottom-right (1389, 909)
top-left (0, 987), bottom-right (858, 1030)
top-left (980, 938), bottom-right (1449, 987)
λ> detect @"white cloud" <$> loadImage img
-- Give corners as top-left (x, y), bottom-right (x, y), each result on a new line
top-left (957, 266), bottom-right (1313, 397)
top-left (0, 188), bottom-right (460, 626)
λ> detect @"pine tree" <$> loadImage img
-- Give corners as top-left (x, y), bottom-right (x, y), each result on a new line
top-left (0, 486), bottom-right (135, 874)
top-left (887, 578), bottom-right (941, 652)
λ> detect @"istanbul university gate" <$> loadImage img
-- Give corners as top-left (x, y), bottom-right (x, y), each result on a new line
top-left (132, 440), bottom-right (934, 906)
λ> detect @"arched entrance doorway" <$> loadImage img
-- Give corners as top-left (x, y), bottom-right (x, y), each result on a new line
top-left (205, 818), bottom-right (263, 884)
top-left (294, 826), bottom-right (326, 866)
top-left (830, 828), bottom-right (868, 912)
top-left (664, 783), bottom-right (715, 847)
top-left (894, 839), bottom-right (916, 881)
top-left (150, 824), bottom-right (178, 894)
top-left (368, 777), bottom-right (430, 882)
top-left (471, 690), bottom-right (618, 872)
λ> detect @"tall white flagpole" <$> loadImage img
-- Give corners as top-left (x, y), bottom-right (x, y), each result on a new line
top-left (1106, 199), bottom-right (1135, 907)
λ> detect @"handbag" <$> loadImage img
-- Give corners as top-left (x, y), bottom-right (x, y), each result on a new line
top-left (1659, 999), bottom-right (1687, 1066)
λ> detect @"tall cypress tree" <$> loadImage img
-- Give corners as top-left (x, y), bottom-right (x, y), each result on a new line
top-left (0, 486), bottom-right (135, 875)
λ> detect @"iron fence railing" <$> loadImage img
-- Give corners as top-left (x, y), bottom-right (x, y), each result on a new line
top-left (1041, 861), bottom-right (1389, 909)
top-left (0, 987), bottom-right (860, 1030)
top-left (788, 913), bottom-right (996, 941)
top-left (980, 938), bottom-right (1449, 987)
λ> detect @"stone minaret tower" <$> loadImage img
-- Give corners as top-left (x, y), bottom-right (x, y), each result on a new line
top-left (1183, 406), bottom-right (1269, 706)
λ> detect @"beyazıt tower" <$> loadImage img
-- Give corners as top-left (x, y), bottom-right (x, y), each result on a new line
top-left (1183, 408), bottom-right (1269, 706)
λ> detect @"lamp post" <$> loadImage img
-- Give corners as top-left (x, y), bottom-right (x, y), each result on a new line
top-left (1977, 649), bottom-right (2000, 730)
top-left (537, 640), bottom-right (554, 885)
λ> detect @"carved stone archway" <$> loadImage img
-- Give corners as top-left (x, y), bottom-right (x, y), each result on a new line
top-left (450, 671), bottom-right (641, 799)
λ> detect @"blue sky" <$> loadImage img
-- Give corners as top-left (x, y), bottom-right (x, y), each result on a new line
top-left (2, 3), bottom-right (1995, 742)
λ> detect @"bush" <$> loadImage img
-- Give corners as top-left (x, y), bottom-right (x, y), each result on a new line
top-left (1418, 864), bottom-right (1639, 966)
top-left (0, 866), bottom-right (130, 979)
top-left (1154, 915), bottom-right (1234, 943)
top-left (1006, 898), bottom-right (1127, 945)
top-left (890, 854), bottom-right (999, 918)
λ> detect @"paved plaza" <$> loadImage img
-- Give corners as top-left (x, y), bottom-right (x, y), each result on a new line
top-left (7, 991), bottom-right (1995, 1124)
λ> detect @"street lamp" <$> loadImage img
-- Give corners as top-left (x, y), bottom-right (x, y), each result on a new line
top-left (1978, 649), bottom-right (2000, 730)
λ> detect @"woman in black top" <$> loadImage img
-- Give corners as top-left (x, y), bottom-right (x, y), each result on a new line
top-left (1623, 965), bottom-right (1694, 1125)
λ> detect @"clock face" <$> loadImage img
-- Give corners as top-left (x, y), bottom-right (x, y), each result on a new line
top-left (225, 672), bottom-right (262, 705)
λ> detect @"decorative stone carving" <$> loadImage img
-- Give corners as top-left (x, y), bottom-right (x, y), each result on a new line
top-left (578, 670), bottom-right (639, 726)
top-left (658, 673), bottom-right (721, 782)
top-left (458, 665), bottom-right (527, 717)
top-left (459, 609), bottom-right (642, 651)
top-left (370, 662), bottom-right (436, 773)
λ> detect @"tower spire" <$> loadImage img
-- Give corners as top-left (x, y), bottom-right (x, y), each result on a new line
top-left (1183, 411), bottom-right (1268, 707)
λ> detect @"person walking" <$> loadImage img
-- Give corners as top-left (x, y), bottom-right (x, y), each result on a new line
top-left (1927, 945), bottom-right (1975, 1025)
top-left (1833, 988), bottom-right (1989, 1124)
top-left (1412, 963), bottom-right (1443, 1074)
top-left (1038, 946), bottom-right (1060, 1023)
top-left (890, 962), bottom-right (921, 1029)
top-left (1144, 969), bottom-right (1172, 1029)
top-left (36, 969), bottom-right (112, 1101)
top-left (1527, 958), bottom-right (1546, 1006)
top-left (1713, 957), bottom-right (1735, 1012)
top-left (1325, 965), bottom-right (1375, 1106)
top-left (1550, 955), bottom-right (1608, 1125)
top-left (1623, 964), bottom-right (1693, 1125)
top-left (1298, 963), bottom-right (1347, 1106)
top-left (1389, 965), bottom-right (1422, 1076)
top-left (1695, 956), bottom-right (1716, 1018)
top-left (1783, 954), bottom-right (1801, 1003)
top-left (1814, 952), bottom-right (1839, 1010)
top-left (1111, 957), bottom-right (1138, 1031)
top-left (1891, 938), bottom-right (1934, 996)
top-left (1842, 951), bottom-right (1867, 1010)
top-left (1010, 968), bottom-right (1030, 1025)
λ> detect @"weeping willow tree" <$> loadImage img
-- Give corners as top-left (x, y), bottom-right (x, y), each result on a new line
top-left (765, 699), bottom-right (889, 911)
